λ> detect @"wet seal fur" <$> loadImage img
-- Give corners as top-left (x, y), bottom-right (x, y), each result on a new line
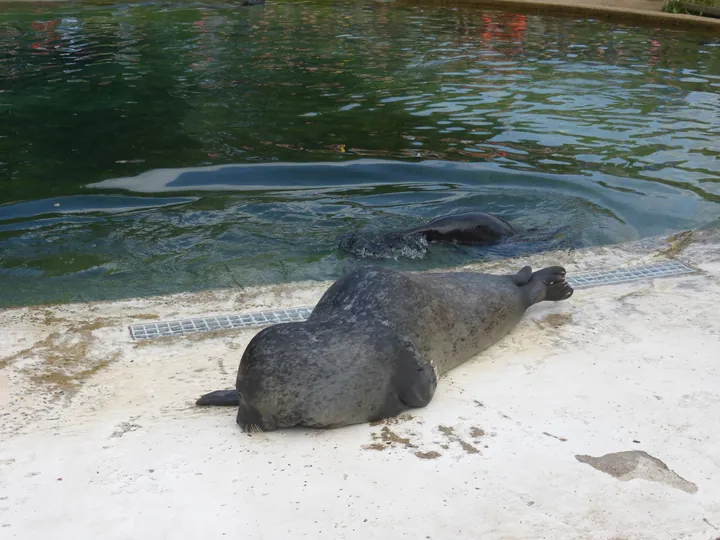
top-left (339, 211), bottom-right (519, 259)
top-left (196, 264), bottom-right (573, 432)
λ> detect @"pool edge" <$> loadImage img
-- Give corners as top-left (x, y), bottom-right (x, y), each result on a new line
top-left (401, 0), bottom-right (720, 32)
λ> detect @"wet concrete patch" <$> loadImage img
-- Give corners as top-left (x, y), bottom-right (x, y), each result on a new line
top-left (576, 450), bottom-right (698, 494)
top-left (110, 418), bottom-right (143, 438)
top-left (536, 313), bottom-right (573, 328)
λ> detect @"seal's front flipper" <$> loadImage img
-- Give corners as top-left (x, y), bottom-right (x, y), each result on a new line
top-left (396, 350), bottom-right (438, 409)
top-left (196, 389), bottom-right (240, 407)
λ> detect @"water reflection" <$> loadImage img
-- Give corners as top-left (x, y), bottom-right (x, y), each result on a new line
top-left (0, 0), bottom-right (718, 307)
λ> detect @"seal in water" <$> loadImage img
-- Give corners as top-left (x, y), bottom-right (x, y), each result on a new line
top-left (196, 264), bottom-right (573, 432)
top-left (338, 211), bottom-right (518, 259)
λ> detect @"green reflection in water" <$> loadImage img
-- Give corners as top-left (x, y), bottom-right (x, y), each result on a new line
top-left (0, 0), bottom-right (718, 307)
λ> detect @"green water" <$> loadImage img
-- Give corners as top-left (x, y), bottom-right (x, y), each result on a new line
top-left (0, 0), bottom-right (719, 308)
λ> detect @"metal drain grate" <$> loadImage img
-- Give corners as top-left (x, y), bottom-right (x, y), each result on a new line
top-left (129, 306), bottom-right (314, 340)
top-left (128, 260), bottom-right (695, 340)
top-left (566, 260), bottom-right (694, 289)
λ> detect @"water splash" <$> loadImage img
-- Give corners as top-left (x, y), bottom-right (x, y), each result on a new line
top-left (339, 231), bottom-right (430, 260)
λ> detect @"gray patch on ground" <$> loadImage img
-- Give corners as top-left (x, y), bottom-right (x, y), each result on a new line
top-left (575, 450), bottom-right (697, 494)
top-left (110, 420), bottom-right (142, 438)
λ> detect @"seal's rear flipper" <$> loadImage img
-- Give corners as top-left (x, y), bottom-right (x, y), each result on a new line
top-left (511, 266), bottom-right (533, 286)
top-left (196, 389), bottom-right (240, 407)
top-left (543, 279), bottom-right (574, 302)
top-left (524, 266), bottom-right (573, 305)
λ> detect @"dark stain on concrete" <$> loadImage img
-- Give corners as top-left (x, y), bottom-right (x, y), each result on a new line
top-left (363, 443), bottom-right (387, 451)
top-left (536, 313), bottom-right (573, 328)
top-left (364, 426), bottom-right (418, 451)
top-left (369, 413), bottom-right (414, 427)
top-left (543, 431), bottom-right (568, 442)
top-left (438, 425), bottom-right (480, 455)
top-left (415, 451), bottom-right (442, 460)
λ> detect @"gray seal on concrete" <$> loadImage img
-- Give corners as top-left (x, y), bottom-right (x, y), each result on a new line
top-left (339, 211), bottom-right (519, 259)
top-left (196, 264), bottom-right (573, 432)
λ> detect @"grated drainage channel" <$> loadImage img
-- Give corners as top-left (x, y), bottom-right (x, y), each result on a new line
top-left (128, 260), bottom-right (695, 340)
top-left (566, 260), bottom-right (695, 289)
top-left (129, 306), bottom-right (314, 340)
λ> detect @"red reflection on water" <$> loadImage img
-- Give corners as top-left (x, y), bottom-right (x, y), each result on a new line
top-left (29, 19), bottom-right (60, 55)
top-left (477, 13), bottom-right (528, 60)
top-left (648, 38), bottom-right (661, 67)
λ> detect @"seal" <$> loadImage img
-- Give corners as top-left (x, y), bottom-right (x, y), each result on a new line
top-left (400, 211), bottom-right (518, 244)
top-left (196, 264), bottom-right (573, 432)
top-left (338, 211), bottom-right (519, 259)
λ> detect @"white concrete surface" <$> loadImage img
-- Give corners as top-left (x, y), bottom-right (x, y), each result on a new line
top-left (1, 228), bottom-right (720, 540)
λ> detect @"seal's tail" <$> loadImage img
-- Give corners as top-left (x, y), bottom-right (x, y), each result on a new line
top-left (196, 389), bottom-right (240, 407)
top-left (524, 266), bottom-right (574, 305)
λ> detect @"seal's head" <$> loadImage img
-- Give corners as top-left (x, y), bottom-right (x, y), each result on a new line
top-left (408, 212), bottom-right (518, 246)
top-left (233, 334), bottom-right (284, 432)
top-left (232, 323), bottom-right (323, 432)
top-left (235, 396), bottom-right (276, 433)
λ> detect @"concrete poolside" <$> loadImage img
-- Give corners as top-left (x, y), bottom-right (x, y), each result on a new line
top-left (403, 0), bottom-right (720, 31)
top-left (1, 228), bottom-right (720, 539)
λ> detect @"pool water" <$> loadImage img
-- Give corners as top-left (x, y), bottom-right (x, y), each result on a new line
top-left (0, 0), bottom-right (719, 307)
